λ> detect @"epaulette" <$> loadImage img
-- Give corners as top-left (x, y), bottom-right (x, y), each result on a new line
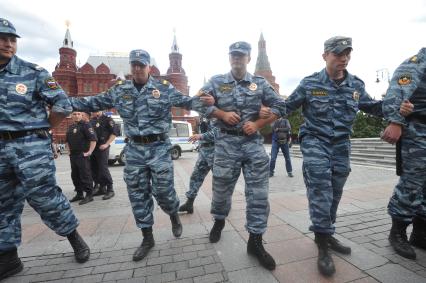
top-left (353, 75), bottom-right (365, 84)
top-left (161, 79), bottom-right (170, 86)
top-left (26, 61), bottom-right (45, 72)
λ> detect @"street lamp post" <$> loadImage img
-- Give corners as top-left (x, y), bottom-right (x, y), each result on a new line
top-left (376, 68), bottom-right (391, 98)
top-left (376, 68), bottom-right (390, 83)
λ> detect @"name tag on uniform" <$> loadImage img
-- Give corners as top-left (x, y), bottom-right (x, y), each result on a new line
top-left (219, 84), bottom-right (233, 93)
top-left (312, 89), bottom-right (328, 96)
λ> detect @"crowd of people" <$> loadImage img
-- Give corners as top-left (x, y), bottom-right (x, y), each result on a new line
top-left (0, 16), bottom-right (425, 280)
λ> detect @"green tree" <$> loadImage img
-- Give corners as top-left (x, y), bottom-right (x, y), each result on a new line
top-left (352, 112), bottom-right (386, 138)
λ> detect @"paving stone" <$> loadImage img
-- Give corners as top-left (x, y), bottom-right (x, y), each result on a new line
top-left (173, 251), bottom-right (198, 262)
top-left (189, 256), bottom-right (215, 268)
top-left (103, 270), bottom-right (134, 281)
top-left (63, 267), bottom-right (93, 278)
top-left (116, 277), bottom-right (147, 283)
top-left (227, 266), bottom-right (278, 283)
top-left (92, 262), bottom-right (122, 274)
top-left (71, 274), bottom-right (103, 283)
top-left (367, 263), bottom-right (426, 283)
top-left (193, 272), bottom-right (224, 283)
top-left (146, 272), bottom-right (176, 283)
top-left (177, 267), bottom-right (205, 279)
top-left (203, 263), bottom-right (225, 274)
top-left (133, 265), bottom-right (162, 277)
top-left (162, 261), bottom-right (188, 272)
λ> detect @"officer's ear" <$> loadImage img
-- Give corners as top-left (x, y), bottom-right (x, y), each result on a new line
top-left (247, 55), bottom-right (251, 63)
top-left (322, 52), bottom-right (328, 61)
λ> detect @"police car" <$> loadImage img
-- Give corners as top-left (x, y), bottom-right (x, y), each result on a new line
top-left (107, 116), bottom-right (194, 165)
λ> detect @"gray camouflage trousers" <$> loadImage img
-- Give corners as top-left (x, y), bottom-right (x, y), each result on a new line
top-left (124, 140), bottom-right (180, 228)
top-left (211, 134), bottom-right (270, 234)
top-left (186, 145), bottom-right (214, 199)
top-left (0, 135), bottom-right (79, 251)
top-left (301, 135), bottom-right (350, 234)
top-left (388, 121), bottom-right (426, 222)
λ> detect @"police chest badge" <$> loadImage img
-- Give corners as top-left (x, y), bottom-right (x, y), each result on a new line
top-left (15, 83), bottom-right (27, 95)
top-left (248, 83), bottom-right (257, 91)
top-left (353, 91), bottom-right (360, 101)
top-left (73, 128), bottom-right (77, 134)
top-left (152, 89), bottom-right (160, 98)
top-left (398, 74), bottom-right (412, 86)
top-left (95, 123), bottom-right (100, 128)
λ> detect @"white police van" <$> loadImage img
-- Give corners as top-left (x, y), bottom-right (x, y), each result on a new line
top-left (108, 116), bottom-right (194, 165)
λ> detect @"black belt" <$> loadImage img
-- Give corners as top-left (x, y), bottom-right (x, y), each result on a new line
top-left (407, 116), bottom-right (426, 124)
top-left (0, 128), bottom-right (49, 141)
top-left (200, 142), bottom-right (215, 147)
top-left (220, 128), bottom-right (247, 136)
top-left (131, 133), bottom-right (166, 144)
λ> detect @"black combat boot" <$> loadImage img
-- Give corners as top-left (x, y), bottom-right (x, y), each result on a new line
top-left (179, 197), bottom-right (195, 214)
top-left (409, 216), bottom-right (426, 250)
top-left (247, 233), bottom-right (276, 270)
top-left (79, 192), bottom-right (94, 205)
top-left (67, 229), bottom-right (90, 263)
top-left (0, 248), bottom-right (23, 280)
top-left (328, 235), bottom-right (351, 254)
top-left (69, 192), bottom-right (84, 202)
top-left (133, 227), bottom-right (155, 261)
top-left (389, 218), bottom-right (416, 259)
top-left (315, 233), bottom-right (336, 276)
top-left (170, 213), bottom-right (182, 237)
top-left (209, 219), bottom-right (225, 243)
top-left (102, 184), bottom-right (115, 200)
top-left (93, 185), bottom-right (106, 196)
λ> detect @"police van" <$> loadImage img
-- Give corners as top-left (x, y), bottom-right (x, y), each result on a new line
top-left (107, 116), bottom-right (194, 165)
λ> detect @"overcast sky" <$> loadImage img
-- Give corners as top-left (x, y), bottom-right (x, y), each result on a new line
top-left (2, 0), bottom-right (426, 98)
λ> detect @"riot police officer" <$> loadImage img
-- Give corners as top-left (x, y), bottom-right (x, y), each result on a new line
top-left (0, 18), bottom-right (89, 280)
top-left (66, 112), bottom-right (97, 205)
top-left (179, 117), bottom-right (218, 213)
top-left (70, 49), bottom-right (214, 262)
top-left (382, 48), bottom-right (426, 260)
top-left (193, 41), bottom-right (286, 270)
top-left (90, 111), bottom-right (119, 200)
top-left (285, 36), bottom-right (382, 276)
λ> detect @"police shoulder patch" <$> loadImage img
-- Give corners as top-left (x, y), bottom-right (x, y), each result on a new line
top-left (45, 77), bottom-right (60, 90)
top-left (398, 74), bottom-right (412, 86)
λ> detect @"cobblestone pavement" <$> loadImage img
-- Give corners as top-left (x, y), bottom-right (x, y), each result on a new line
top-left (4, 148), bottom-right (426, 283)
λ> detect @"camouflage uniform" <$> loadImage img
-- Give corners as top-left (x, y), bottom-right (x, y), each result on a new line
top-left (0, 55), bottom-right (79, 251)
top-left (185, 120), bottom-right (218, 199)
top-left (194, 72), bottom-right (286, 234)
top-left (286, 68), bottom-right (382, 235)
top-left (71, 76), bottom-right (193, 228)
top-left (384, 48), bottom-right (426, 222)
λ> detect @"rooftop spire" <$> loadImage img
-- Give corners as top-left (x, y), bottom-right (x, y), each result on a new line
top-left (63, 20), bottom-right (73, 49)
top-left (171, 28), bottom-right (179, 53)
top-left (255, 32), bottom-right (271, 72)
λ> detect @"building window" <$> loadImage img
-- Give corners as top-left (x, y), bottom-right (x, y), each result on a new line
top-left (98, 82), bottom-right (106, 92)
top-left (83, 83), bottom-right (92, 93)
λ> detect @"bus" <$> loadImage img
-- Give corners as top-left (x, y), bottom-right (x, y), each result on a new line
top-left (108, 116), bottom-right (194, 165)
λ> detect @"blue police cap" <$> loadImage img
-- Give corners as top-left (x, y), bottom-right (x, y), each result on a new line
top-left (324, 36), bottom-right (352, 54)
top-left (229, 41), bottom-right (251, 55)
top-left (129, 49), bottom-right (150, 65)
top-left (0, 18), bottom-right (20, 38)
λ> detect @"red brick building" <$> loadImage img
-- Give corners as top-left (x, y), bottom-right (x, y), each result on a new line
top-left (52, 28), bottom-right (197, 142)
